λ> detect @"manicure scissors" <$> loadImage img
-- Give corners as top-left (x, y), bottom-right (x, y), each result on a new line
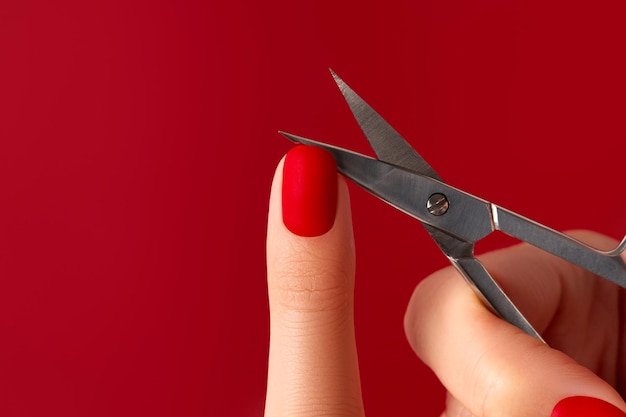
top-left (280, 70), bottom-right (626, 341)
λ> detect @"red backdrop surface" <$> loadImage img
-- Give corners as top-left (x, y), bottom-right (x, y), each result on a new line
top-left (1, 1), bottom-right (626, 416)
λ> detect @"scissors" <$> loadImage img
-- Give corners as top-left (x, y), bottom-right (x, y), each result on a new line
top-left (280, 70), bottom-right (626, 341)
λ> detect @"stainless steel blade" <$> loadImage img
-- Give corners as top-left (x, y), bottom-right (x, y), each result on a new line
top-left (330, 69), bottom-right (442, 181)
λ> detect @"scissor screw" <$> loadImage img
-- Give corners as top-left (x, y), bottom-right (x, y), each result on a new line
top-left (427, 193), bottom-right (449, 216)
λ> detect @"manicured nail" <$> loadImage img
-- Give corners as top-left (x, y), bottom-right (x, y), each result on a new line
top-left (551, 396), bottom-right (626, 417)
top-left (282, 145), bottom-right (337, 237)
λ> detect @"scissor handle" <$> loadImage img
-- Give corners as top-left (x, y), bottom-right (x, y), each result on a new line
top-left (495, 207), bottom-right (626, 289)
top-left (450, 256), bottom-right (544, 340)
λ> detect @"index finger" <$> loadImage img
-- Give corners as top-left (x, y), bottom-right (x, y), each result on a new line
top-left (265, 147), bottom-right (364, 417)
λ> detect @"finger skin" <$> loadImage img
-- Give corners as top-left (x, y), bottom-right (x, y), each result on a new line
top-left (265, 157), bottom-right (364, 417)
top-left (445, 392), bottom-right (476, 417)
top-left (404, 232), bottom-right (626, 417)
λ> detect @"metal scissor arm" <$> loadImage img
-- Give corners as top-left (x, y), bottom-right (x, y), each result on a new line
top-left (494, 207), bottom-right (626, 288)
top-left (424, 225), bottom-right (544, 340)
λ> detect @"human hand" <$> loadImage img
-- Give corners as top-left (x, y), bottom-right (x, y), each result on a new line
top-left (404, 231), bottom-right (626, 417)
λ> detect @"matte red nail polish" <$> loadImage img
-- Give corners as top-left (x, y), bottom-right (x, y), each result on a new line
top-left (282, 145), bottom-right (337, 237)
top-left (552, 397), bottom-right (626, 417)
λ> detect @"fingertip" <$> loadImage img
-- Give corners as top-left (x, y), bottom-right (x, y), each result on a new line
top-left (267, 147), bottom-right (354, 278)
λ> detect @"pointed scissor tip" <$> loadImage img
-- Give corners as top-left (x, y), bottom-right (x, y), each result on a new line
top-left (328, 68), bottom-right (346, 89)
top-left (278, 131), bottom-right (302, 144)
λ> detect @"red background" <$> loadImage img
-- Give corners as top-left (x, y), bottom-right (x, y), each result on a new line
top-left (1, 1), bottom-right (626, 416)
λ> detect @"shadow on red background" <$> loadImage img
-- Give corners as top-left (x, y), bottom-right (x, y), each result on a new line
top-left (1, 1), bottom-right (625, 416)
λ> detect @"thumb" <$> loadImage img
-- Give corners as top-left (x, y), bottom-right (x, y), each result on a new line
top-left (265, 146), bottom-right (364, 417)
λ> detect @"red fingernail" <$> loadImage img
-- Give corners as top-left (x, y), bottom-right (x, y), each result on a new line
top-left (552, 397), bottom-right (626, 417)
top-left (282, 145), bottom-right (337, 237)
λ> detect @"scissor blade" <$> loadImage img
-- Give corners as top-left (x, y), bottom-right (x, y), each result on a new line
top-left (280, 131), bottom-right (494, 243)
top-left (331, 72), bottom-right (457, 296)
top-left (330, 69), bottom-right (441, 181)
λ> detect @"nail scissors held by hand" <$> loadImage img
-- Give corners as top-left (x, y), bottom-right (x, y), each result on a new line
top-left (280, 70), bottom-right (626, 341)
